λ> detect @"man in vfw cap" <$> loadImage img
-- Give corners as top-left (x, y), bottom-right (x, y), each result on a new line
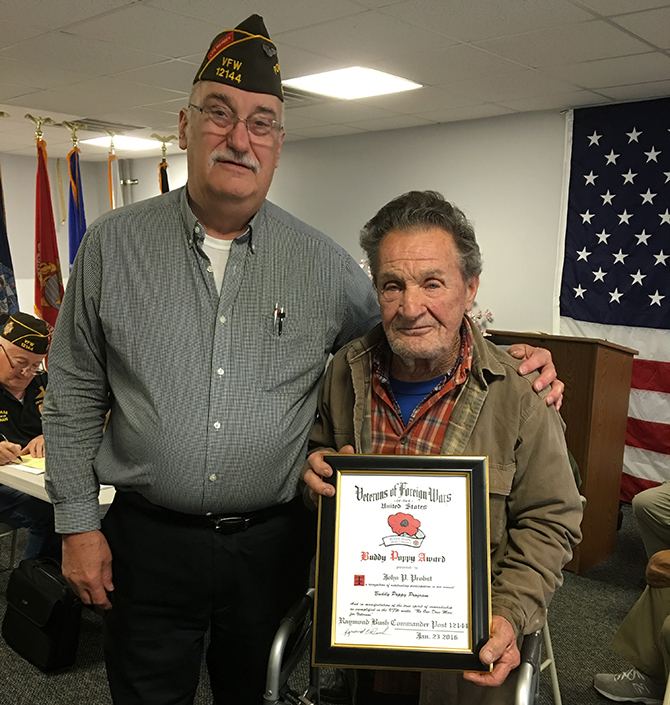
top-left (43, 14), bottom-right (562, 704)
top-left (0, 312), bottom-right (60, 560)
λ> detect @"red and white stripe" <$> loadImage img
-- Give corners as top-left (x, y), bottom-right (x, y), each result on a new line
top-left (560, 317), bottom-right (670, 501)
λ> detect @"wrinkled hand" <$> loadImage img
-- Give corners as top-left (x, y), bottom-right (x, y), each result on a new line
top-left (508, 344), bottom-right (564, 410)
top-left (303, 445), bottom-right (355, 504)
top-left (647, 549), bottom-right (670, 589)
top-left (463, 615), bottom-right (520, 687)
top-left (0, 440), bottom-right (22, 465)
top-left (62, 530), bottom-right (114, 610)
top-left (22, 434), bottom-right (45, 458)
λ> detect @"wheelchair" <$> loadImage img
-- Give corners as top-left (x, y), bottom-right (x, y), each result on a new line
top-left (265, 589), bottom-right (559, 705)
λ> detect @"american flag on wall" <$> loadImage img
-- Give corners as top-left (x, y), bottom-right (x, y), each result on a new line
top-left (559, 97), bottom-right (670, 502)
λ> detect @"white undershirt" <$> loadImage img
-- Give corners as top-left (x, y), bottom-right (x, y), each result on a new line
top-left (202, 234), bottom-right (233, 294)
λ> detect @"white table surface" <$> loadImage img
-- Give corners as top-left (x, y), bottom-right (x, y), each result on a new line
top-left (0, 462), bottom-right (115, 505)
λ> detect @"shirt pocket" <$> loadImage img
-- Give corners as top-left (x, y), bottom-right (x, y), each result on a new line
top-left (488, 462), bottom-right (516, 550)
top-left (258, 312), bottom-right (327, 395)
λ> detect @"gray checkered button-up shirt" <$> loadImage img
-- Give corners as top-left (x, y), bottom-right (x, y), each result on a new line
top-left (43, 187), bottom-right (379, 534)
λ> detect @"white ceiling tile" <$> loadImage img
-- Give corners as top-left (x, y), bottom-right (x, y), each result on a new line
top-left (140, 97), bottom-right (189, 113)
top-left (275, 44), bottom-right (346, 81)
top-left (543, 52), bottom-right (670, 88)
top-left (144, 0), bottom-right (366, 34)
top-left (277, 11), bottom-right (455, 63)
top-left (0, 21), bottom-right (49, 49)
top-left (65, 5), bottom-right (216, 58)
top-left (0, 57), bottom-right (90, 91)
top-left (416, 103), bottom-right (516, 123)
top-left (369, 44), bottom-right (525, 87)
top-left (475, 20), bottom-right (653, 67)
top-left (573, 0), bottom-right (670, 17)
top-left (0, 0), bottom-right (136, 29)
top-left (380, 0), bottom-right (594, 42)
top-left (345, 114), bottom-right (436, 130)
top-left (289, 124), bottom-right (368, 139)
top-left (444, 71), bottom-right (577, 103)
top-left (283, 113), bottom-right (332, 131)
top-left (356, 86), bottom-right (482, 114)
top-left (0, 32), bottom-right (169, 75)
top-left (110, 60), bottom-right (198, 93)
top-left (287, 100), bottom-right (399, 123)
top-left (496, 90), bottom-right (610, 112)
top-left (595, 79), bottom-right (670, 100)
top-left (610, 7), bottom-right (670, 48)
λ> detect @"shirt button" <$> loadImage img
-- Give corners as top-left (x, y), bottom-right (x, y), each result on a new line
top-left (207, 265), bottom-right (213, 273)
top-left (213, 421), bottom-right (221, 429)
top-left (195, 226), bottom-right (201, 233)
top-left (209, 474), bottom-right (217, 482)
top-left (400, 437), bottom-right (409, 445)
top-left (219, 315), bottom-right (226, 324)
top-left (217, 368), bottom-right (224, 376)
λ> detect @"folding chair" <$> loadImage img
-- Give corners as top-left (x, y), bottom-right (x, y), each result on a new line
top-left (0, 523), bottom-right (18, 570)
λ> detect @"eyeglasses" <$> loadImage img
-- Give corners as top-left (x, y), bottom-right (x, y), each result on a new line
top-left (0, 345), bottom-right (45, 376)
top-left (188, 103), bottom-right (282, 138)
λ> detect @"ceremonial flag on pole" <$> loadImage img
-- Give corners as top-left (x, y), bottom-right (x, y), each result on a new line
top-left (34, 138), bottom-right (64, 333)
top-left (559, 97), bottom-right (670, 501)
top-left (108, 153), bottom-right (122, 210)
top-left (67, 146), bottom-right (86, 269)
top-left (0, 166), bottom-right (19, 318)
top-left (159, 159), bottom-right (169, 194)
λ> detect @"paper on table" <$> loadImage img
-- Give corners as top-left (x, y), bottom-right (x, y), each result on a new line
top-left (13, 456), bottom-right (46, 473)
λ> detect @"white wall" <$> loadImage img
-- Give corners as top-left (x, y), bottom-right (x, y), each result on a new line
top-left (0, 151), bottom-right (108, 307)
top-left (1, 109), bottom-right (569, 332)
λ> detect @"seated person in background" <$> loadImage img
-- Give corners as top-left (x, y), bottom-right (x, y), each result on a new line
top-left (303, 191), bottom-right (582, 705)
top-left (0, 312), bottom-right (60, 560)
top-left (595, 482), bottom-right (670, 705)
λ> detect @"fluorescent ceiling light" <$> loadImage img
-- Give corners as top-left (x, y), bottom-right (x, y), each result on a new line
top-left (283, 67), bottom-right (422, 100)
top-left (81, 136), bottom-right (170, 151)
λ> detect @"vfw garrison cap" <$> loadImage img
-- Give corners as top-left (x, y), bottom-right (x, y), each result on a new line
top-left (193, 14), bottom-right (283, 102)
top-left (1, 313), bottom-right (50, 355)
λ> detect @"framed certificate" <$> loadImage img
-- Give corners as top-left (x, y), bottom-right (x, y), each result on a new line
top-left (313, 454), bottom-right (490, 672)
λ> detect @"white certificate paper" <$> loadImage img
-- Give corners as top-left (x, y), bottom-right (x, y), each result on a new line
top-left (332, 471), bottom-right (471, 652)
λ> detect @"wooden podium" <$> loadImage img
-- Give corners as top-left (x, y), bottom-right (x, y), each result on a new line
top-left (487, 330), bottom-right (637, 574)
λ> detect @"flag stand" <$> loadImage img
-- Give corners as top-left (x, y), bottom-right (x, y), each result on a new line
top-left (151, 133), bottom-right (177, 194)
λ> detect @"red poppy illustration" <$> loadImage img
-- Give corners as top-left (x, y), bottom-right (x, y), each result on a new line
top-left (388, 512), bottom-right (421, 537)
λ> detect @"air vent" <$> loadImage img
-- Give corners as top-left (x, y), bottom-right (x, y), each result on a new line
top-left (282, 85), bottom-right (330, 109)
top-left (72, 117), bottom-right (148, 134)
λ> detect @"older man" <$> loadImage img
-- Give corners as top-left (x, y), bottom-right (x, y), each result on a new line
top-left (43, 16), bottom-right (561, 705)
top-left (304, 191), bottom-right (582, 705)
top-left (0, 312), bottom-right (59, 560)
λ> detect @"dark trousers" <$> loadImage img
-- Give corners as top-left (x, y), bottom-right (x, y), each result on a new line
top-left (101, 493), bottom-right (316, 705)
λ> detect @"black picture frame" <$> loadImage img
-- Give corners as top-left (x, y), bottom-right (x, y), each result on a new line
top-left (313, 454), bottom-right (490, 673)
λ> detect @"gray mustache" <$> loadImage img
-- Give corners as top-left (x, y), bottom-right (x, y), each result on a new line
top-left (209, 148), bottom-right (260, 174)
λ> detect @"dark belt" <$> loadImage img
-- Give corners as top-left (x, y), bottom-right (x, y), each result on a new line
top-left (116, 490), bottom-right (301, 535)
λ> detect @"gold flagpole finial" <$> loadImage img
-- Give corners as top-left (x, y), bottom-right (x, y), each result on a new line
top-left (151, 133), bottom-right (177, 162)
top-left (25, 114), bottom-right (57, 139)
top-left (61, 120), bottom-right (87, 148)
top-left (103, 129), bottom-right (117, 155)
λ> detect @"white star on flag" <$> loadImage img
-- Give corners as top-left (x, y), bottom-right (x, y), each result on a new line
top-left (649, 291), bottom-right (665, 306)
top-left (622, 169), bottom-right (637, 184)
top-left (584, 171), bottom-right (598, 185)
top-left (640, 189), bottom-right (656, 204)
top-left (660, 210), bottom-right (670, 225)
top-left (588, 131), bottom-right (601, 146)
top-left (613, 249), bottom-right (628, 264)
top-left (593, 268), bottom-right (607, 281)
top-left (626, 128), bottom-right (642, 142)
top-left (654, 250), bottom-right (668, 265)
top-left (665, 172), bottom-right (670, 183)
top-left (580, 210), bottom-right (594, 223)
top-left (574, 285), bottom-right (586, 298)
top-left (631, 270), bottom-right (646, 285)
top-left (596, 230), bottom-right (610, 243)
top-left (609, 288), bottom-right (623, 303)
top-left (644, 147), bottom-right (661, 162)
top-left (577, 247), bottom-right (591, 261)
top-left (635, 230), bottom-right (652, 245)
top-left (605, 150), bottom-right (619, 164)
top-left (618, 210), bottom-right (632, 224)
top-left (601, 190), bottom-right (615, 204)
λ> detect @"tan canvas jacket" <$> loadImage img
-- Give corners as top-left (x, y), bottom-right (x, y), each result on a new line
top-left (305, 320), bottom-right (582, 636)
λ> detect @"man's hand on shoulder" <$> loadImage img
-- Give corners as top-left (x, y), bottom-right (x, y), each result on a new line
top-left (21, 434), bottom-right (45, 458)
top-left (62, 530), bottom-right (114, 610)
top-left (0, 440), bottom-right (22, 465)
top-left (463, 615), bottom-right (520, 687)
top-left (303, 445), bottom-right (355, 505)
top-left (508, 344), bottom-right (564, 410)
